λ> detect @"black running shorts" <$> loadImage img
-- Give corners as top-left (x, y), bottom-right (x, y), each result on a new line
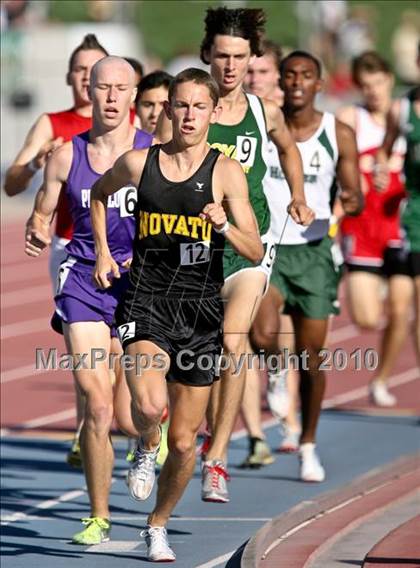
top-left (115, 294), bottom-right (223, 386)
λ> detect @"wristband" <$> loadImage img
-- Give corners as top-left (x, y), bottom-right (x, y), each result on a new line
top-left (27, 159), bottom-right (40, 174)
top-left (214, 220), bottom-right (230, 234)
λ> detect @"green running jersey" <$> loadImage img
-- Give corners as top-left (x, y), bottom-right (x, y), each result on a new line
top-left (401, 90), bottom-right (420, 196)
top-left (207, 93), bottom-right (270, 235)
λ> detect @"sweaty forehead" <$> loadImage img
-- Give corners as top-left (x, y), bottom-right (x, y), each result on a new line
top-left (93, 60), bottom-right (135, 86)
top-left (283, 57), bottom-right (318, 74)
top-left (250, 54), bottom-right (277, 72)
top-left (72, 49), bottom-right (106, 68)
top-left (212, 34), bottom-right (251, 54)
top-left (173, 81), bottom-right (211, 101)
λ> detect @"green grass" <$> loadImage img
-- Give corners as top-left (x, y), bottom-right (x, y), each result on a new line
top-left (48, 0), bottom-right (419, 69)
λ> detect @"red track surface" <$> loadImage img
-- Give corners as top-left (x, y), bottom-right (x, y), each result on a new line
top-left (1, 219), bottom-right (419, 435)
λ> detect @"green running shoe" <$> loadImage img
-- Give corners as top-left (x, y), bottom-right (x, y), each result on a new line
top-left (239, 438), bottom-right (275, 469)
top-left (67, 438), bottom-right (82, 469)
top-left (156, 419), bottom-right (169, 468)
top-left (126, 438), bottom-right (137, 463)
top-left (72, 517), bottom-right (111, 545)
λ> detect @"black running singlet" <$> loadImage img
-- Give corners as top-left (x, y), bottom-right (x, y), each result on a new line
top-left (128, 144), bottom-right (225, 298)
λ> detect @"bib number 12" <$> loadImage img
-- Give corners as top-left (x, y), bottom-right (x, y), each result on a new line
top-left (180, 241), bottom-right (210, 265)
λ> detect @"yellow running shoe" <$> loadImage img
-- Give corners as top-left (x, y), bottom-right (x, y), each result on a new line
top-left (156, 419), bottom-right (169, 468)
top-left (66, 438), bottom-right (82, 469)
top-left (72, 517), bottom-right (111, 545)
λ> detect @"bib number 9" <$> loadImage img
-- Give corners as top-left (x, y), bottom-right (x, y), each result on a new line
top-left (180, 241), bottom-right (210, 265)
top-left (236, 136), bottom-right (257, 167)
top-left (261, 240), bottom-right (276, 275)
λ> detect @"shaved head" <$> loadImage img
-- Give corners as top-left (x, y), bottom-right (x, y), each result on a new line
top-left (90, 56), bottom-right (136, 87)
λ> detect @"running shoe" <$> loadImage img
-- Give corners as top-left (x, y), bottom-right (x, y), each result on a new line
top-left (277, 424), bottom-right (301, 453)
top-left (369, 381), bottom-right (397, 407)
top-left (201, 460), bottom-right (230, 502)
top-left (156, 418), bottom-right (169, 468)
top-left (126, 437), bottom-right (137, 463)
top-left (72, 517), bottom-right (111, 545)
top-left (299, 443), bottom-right (325, 482)
top-left (126, 429), bottom-right (161, 501)
top-left (196, 430), bottom-right (212, 461)
top-left (267, 369), bottom-right (290, 420)
top-left (239, 437), bottom-right (275, 468)
top-left (67, 437), bottom-right (82, 469)
top-left (140, 526), bottom-right (176, 562)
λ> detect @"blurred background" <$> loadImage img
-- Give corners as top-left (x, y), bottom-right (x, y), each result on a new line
top-left (1, 0), bottom-right (419, 203)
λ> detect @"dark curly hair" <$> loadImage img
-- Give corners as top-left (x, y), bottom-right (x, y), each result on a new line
top-left (351, 51), bottom-right (392, 86)
top-left (200, 7), bottom-right (266, 64)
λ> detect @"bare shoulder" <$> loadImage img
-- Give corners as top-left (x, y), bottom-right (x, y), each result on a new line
top-left (123, 146), bottom-right (150, 169)
top-left (336, 105), bottom-right (356, 129)
top-left (260, 97), bottom-right (281, 117)
top-left (25, 113), bottom-right (54, 142)
top-left (390, 98), bottom-right (402, 119)
top-left (113, 146), bottom-right (150, 186)
top-left (213, 153), bottom-right (247, 200)
top-left (335, 118), bottom-right (357, 145)
top-left (214, 152), bottom-right (243, 177)
top-left (49, 140), bottom-right (73, 168)
top-left (261, 98), bottom-right (283, 124)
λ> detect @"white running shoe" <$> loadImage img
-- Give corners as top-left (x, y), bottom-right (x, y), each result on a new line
top-left (201, 460), bottom-right (230, 502)
top-left (267, 369), bottom-right (290, 420)
top-left (126, 432), bottom-right (160, 501)
top-left (278, 424), bottom-right (301, 453)
top-left (299, 443), bottom-right (325, 482)
top-left (369, 381), bottom-right (397, 407)
top-left (141, 526), bottom-right (176, 562)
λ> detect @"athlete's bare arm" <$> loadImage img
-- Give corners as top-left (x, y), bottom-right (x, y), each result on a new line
top-left (155, 110), bottom-right (172, 144)
top-left (24, 142), bottom-right (72, 257)
top-left (91, 148), bottom-right (148, 288)
top-left (4, 114), bottom-right (64, 196)
top-left (207, 156), bottom-right (263, 263)
top-left (263, 99), bottom-right (314, 226)
top-left (374, 100), bottom-right (401, 190)
top-left (335, 120), bottom-right (364, 216)
top-left (336, 106), bottom-right (357, 131)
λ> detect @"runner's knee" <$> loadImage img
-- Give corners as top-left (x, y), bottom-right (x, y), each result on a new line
top-left (223, 334), bottom-right (248, 358)
top-left (168, 429), bottom-right (196, 460)
top-left (353, 312), bottom-right (379, 330)
top-left (85, 399), bottom-right (114, 432)
top-left (132, 394), bottom-right (166, 424)
top-left (250, 322), bottom-right (278, 353)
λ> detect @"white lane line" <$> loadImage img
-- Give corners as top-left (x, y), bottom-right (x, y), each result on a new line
top-left (1, 364), bottom-right (38, 384)
top-left (86, 540), bottom-right (186, 554)
top-left (21, 408), bottom-right (76, 430)
top-left (111, 516), bottom-right (271, 522)
top-left (1, 367), bottom-right (417, 438)
top-left (1, 284), bottom-right (51, 308)
top-left (86, 541), bottom-right (142, 553)
top-left (193, 366), bottom-right (419, 568)
top-left (322, 368), bottom-right (419, 408)
top-left (195, 551), bottom-right (236, 568)
top-left (329, 323), bottom-right (359, 344)
top-left (1, 407), bottom-right (78, 438)
top-left (0, 489), bottom-right (85, 526)
top-left (0, 515), bottom-right (272, 523)
top-left (1, 317), bottom-right (50, 339)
